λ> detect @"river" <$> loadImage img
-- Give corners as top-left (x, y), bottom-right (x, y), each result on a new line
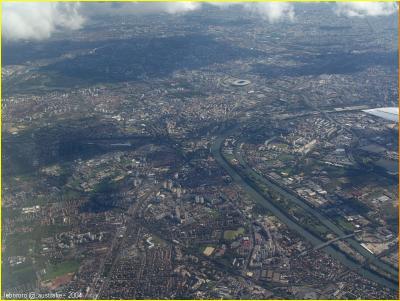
top-left (211, 128), bottom-right (398, 290)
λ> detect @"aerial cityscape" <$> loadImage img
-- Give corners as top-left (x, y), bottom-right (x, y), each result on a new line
top-left (1, 1), bottom-right (399, 300)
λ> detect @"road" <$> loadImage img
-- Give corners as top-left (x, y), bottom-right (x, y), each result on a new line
top-left (87, 188), bottom-right (155, 299)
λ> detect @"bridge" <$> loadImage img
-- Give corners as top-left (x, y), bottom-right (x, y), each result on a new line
top-left (299, 231), bottom-right (361, 256)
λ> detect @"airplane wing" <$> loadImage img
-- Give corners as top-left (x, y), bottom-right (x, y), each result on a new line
top-left (363, 107), bottom-right (399, 123)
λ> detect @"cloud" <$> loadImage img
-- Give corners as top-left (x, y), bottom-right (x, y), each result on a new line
top-left (244, 2), bottom-right (295, 22)
top-left (3, 2), bottom-right (203, 41)
top-left (335, 2), bottom-right (398, 17)
top-left (5, 2), bottom-right (396, 42)
top-left (81, 2), bottom-right (201, 16)
top-left (2, 2), bottom-right (84, 41)
top-left (154, 2), bottom-right (201, 14)
top-left (208, 2), bottom-right (295, 22)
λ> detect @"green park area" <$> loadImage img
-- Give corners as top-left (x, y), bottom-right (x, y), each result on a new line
top-left (43, 260), bottom-right (80, 281)
top-left (223, 227), bottom-right (245, 240)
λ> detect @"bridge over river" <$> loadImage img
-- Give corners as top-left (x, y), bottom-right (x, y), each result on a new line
top-left (299, 232), bottom-right (360, 256)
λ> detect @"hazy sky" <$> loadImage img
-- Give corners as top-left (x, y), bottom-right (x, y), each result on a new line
top-left (2, 2), bottom-right (398, 41)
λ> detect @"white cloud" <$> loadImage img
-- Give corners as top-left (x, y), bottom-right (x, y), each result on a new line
top-left (2, 2), bottom-right (203, 41)
top-left (2, 2), bottom-right (84, 41)
top-left (335, 2), bottom-right (397, 17)
top-left (244, 2), bottom-right (295, 22)
top-left (208, 2), bottom-right (295, 22)
top-left (81, 2), bottom-right (201, 16)
top-left (158, 2), bottom-right (201, 14)
top-left (6, 2), bottom-right (396, 42)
